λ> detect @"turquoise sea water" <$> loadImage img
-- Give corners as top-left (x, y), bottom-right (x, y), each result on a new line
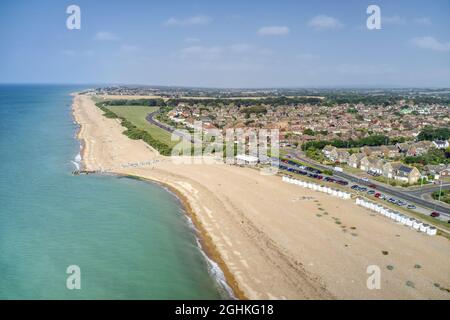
top-left (0, 85), bottom-right (229, 299)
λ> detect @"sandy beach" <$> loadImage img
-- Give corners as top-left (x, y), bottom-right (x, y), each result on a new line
top-left (72, 94), bottom-right (450, 299)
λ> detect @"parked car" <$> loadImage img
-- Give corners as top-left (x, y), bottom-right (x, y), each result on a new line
top-left (430, 212), bottom-right (440, 218)
top-left (367, 190), bottom-right (375, 195)
top-left (374, 193), bottom-right (381, 198)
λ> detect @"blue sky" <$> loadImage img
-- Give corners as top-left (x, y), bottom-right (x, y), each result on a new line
top-left (0, 0), bottom-right (449, 87)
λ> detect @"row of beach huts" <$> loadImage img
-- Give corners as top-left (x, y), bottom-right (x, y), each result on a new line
top-left (355, 198), bottom-right (437, 236)
top-left (281, 175), bottom-right (437, 236)
top-left (282, 176), bottom-right (351, 199)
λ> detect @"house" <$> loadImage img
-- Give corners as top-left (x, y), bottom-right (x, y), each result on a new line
top-left (360, 156), bottom-right (384, 174)
top-left (432, 140), bottom-right (449, 150)
top-left (381, 145), bottom-right (400, 158)
top-left (406, 141), bottom-right (433, 156)
top-left (361, 146), bottom-right (384, 157)
top-left (383, 162), bottom-right (421, 184)
top-left (328, 148), bottom-right (350, 163)
top-left (322, 145), bottom-right (337, 158)
top-left (423, 164), bottom-right (450, 180)
top-left (348, 153), bottom-right (365, 168)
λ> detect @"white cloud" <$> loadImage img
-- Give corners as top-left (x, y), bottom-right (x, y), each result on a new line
top-left (229, 43), bottom-right (252, 53)
top-left (413, 17), bottom-right (432, 26)
top-left (257, 26), bottom-right (290, 36)
top-left (180, 46), bottom-right (223, 60)
top-left (411, 36), bottom-right (450, 52)
top-left (185, 37), bottom-right (200, 43)
top-left (120, 45), bottom-right (140, 53)
top-left (296, 53), bottom-right (318, 60)
top-left (95, 31), bottom-right (119, 41)
top-left (61, 49), bottom-right (76, 57)
top-left (164, 15), bottom-right (211, 27)
top-left (308, 15), bottom-right (343, 30)
top-left (383, 15), bottom-right (406, 25)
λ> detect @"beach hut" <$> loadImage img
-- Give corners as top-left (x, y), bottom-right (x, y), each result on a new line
top-left (420, 224), bottom-right (429, 233)
top-left (331, 190), bottom-right (338, 197)
top-left (307, 183), bottom-right (313, 189)
top-left (406, 218), bottom-right (414, 227)
top-left (326, 187), bottom-right (332, 194)
top-left (413, 221), bottom-right (422, 230)
top-left (400, 215), bottom-right (408, 225)
top-left (345, 193), bottom-right (351, 200)
top-left (282, 176), bottom-right (288, 182)
top-left (356, 198), bottom-right (361, 205)
top-left (427, 226), bottom-right (437, 236)
top-left (395, 214), bottom-right (403, 222)
top-left (312, 184), bottom-right (318, 191)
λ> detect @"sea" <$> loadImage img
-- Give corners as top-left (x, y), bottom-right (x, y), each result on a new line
top-left (0, 84), bottom-right (231, 299)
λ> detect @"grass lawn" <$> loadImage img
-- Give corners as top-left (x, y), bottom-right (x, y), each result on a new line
top-left (107, 106), bottom-right (177, 147)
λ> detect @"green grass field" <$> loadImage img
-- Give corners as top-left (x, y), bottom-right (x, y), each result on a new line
top-left (106, 106), bottom-right (177, 147)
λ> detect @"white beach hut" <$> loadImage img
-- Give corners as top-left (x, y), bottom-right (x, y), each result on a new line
top-left (326, 187), bottom-right (332, 194)
top-left (332, 190), bottom-right (338, 197)
top-left (413, 221), bottom-right (422, 230)
top-left (406, 218), bottom-right (414, 227)
top-left (420, 224), bottom-right (429, 233)
top-left (312, 184), bottom-right (318, 191)
top-left (427, 227), bottom-right (437, 236)
top-left (400, 215), bottom-right (408, 225)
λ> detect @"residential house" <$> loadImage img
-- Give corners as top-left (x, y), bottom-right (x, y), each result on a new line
top-left (328, 148), bottom-right (350, 163)
top-left (406, 141), bottom-right (433, 156)
top-left (361, 146), bottom-right (384, 157)
top-left (383, 162), bottom-right (421, 184)
top-left (348, 153), bottom-right (365, 168)
top-left (322, 145), bottom-right (337, 159)
top-left (381, 145), bottom-right (400, 158)
top-left (360, 156), bottom-right (384, 174)
top-left (423, 164), bottom-right (450, 180)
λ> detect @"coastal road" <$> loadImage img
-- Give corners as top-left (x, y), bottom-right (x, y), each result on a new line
top-left (406, 183), bottom-right (450, 197)
top-left (287, 151), bottom-right (450, 217)
top-left (146, 109), bottom-right (198, 144)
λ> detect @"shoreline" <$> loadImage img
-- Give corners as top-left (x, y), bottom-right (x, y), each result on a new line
top-left (70, 98), bottom-right (246, 299)
top-left (71, 93), bottom-right (450, 299)
top-left (113, 174), bottom-right (247, 300)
